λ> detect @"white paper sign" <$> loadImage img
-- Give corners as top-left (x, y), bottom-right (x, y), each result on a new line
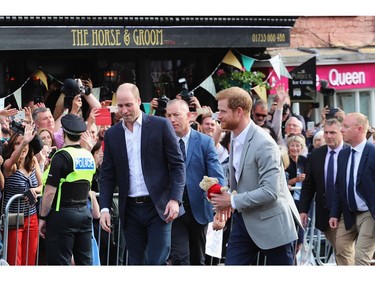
top-left (205, 222), bottom-right (223, 259)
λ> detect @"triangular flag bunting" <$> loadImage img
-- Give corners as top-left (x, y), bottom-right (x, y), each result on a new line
top-left (241, 55), bottom-right (255, 71)
top-left (222, 50), bottom-right (243, 70)
top-left (13, 87), bottom-right (22, 110)
top-left (253, 85), bottom-right (267, 103)
top-left (92, 87), bottom-right (101, 101)
top-left (199, 76), bottom-right (217, 97)
top-left (0, 97), bottom-right (5, 109)
top-left (33, 70), bottom-right (49, 90)
top-left (112, 92), bottom-right (117, 105)
top-left (279, 57), bottom-right (292, 79)
top-left (270, 55), bottom-right (292, 80)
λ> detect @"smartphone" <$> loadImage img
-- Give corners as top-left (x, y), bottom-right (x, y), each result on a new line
top-left (307, 121), bottom-right (315, 131)
top-left (13, 110), bottom-right (25, 120)
top-left (24, 190), bottom-right (37, 206)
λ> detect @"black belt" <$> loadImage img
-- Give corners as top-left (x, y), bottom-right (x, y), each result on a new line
top-left (128, 195), bottom-right (152, 204)
top-left (356, 210), bottom-right (369, 214)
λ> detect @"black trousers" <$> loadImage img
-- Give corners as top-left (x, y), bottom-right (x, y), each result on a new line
top-left (170, 204), bottom-right (208, 265)
top-left (45, 206), bottom-right (92, 265)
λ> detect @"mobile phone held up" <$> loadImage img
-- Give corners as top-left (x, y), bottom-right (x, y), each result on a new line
top-left (24, 190), bottom-right (37, 206)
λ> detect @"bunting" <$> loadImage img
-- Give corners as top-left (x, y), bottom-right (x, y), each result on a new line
top-left (33, 70), bottom-right (49, 90)
top-left (269, 55), bottom-right (292, 80)
top-left (253, 85), bottom-right (268, 102)
top-left (0, 50), bottom-right (293, 110)
top-left (13, 87), bottom-right (22, 110)
top-left (199, 76), bottom-right (216, 97)
top-left (221, 50), bottom-right (243, 70)
top-left (241, 55), bottom-right (255, 71)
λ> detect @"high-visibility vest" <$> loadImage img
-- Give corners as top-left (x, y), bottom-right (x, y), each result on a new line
top-left (42, 146), bottom-right (96, 211)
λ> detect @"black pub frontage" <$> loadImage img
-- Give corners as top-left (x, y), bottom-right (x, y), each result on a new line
top-left (0, 16), bottom-right (297, 110)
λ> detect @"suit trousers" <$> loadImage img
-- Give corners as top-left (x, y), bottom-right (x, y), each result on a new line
top-left (336, 211), bottom-right (375, 265)
top-left (124, 198), bottom-right (171, 265)
top-left (170, 204), bottom-right (208, 265)
top-left (225, 211), bottom-right (295, 265)
top-left (334, 214), bottom-right (355, 265)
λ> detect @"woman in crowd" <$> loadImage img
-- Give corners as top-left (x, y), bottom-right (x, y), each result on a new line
top-left (2, 123), bottom-right (43, 265)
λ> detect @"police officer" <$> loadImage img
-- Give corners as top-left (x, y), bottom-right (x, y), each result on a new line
top-left (38, 114), bottom-right (96, 265)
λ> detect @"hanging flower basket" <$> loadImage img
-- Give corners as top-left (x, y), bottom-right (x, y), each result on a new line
top-left (214, 68), bottom-right (270, 93)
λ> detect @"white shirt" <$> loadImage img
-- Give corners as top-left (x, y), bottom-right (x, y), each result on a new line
top-left (230, 121), bottom-right (251, 209)
top-left (231, 122), bottom-right (251, 183)
top-left (349, 139), bottom-right (368, 211)
top-left (324, 142), bottom-right (344, 186)
top-left (122, 115), bottom-right (149, 197)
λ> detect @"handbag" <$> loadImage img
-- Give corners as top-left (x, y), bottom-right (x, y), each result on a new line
top-left (7, 213), bottom-right (24, 230)
top-left (1, 191), bottom-right (24, 230)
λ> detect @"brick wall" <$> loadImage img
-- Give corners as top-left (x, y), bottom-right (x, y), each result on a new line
top-left (290, 16), bottom-right (375, 48)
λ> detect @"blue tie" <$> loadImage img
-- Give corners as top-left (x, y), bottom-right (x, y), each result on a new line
top-left (326, 150), bottom-right (335, 210)
top-left (179, 138), bottom-right (186, 161)
top-left (347, 149), bottom-right (357, 212)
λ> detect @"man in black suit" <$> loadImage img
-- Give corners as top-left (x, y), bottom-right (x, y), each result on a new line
top-left (299, 118), bottom-right (354, 265)
top-left (99, 83), bottom-right (186, 265)
top-left (329, 112), bottom-right (375, 265)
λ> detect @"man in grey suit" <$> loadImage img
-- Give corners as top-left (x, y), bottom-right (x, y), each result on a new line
top-left (211, 86), bottom-right (301, 265)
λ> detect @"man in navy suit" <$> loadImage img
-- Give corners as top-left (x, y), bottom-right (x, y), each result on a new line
top-left (99, 83), bottom-right (186, 265)
top-left (329, 112), bottom-right (375, 265)
top-left (299, 118), bottom-right (354, 265)
top-left (165, 99), bottom-right (225, 265)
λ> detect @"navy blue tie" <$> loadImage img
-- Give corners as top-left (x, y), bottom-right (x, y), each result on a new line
top-left (326, 150), bottom-right (335, 210)
top-left (179, 138), bottom-right (186, 161)
top-left (347, 149), bottom-right (357, 212)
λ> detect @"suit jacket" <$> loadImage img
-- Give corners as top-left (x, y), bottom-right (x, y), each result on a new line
top-left (230, 122), bottom-right (300, 250)
top-left (99, 113), bottom-right (186, 223)
top-left (299, 144), bottom-right (346, 232)
top-left (185, 129), bottom-right (225, 225)
top-left (331, 142), bottom-right (375, 230)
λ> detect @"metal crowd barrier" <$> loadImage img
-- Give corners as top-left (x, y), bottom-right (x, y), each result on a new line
top-left (1, 193), bottom-right (336, 266)
top-left (1, 193), bottom-right (127, 266)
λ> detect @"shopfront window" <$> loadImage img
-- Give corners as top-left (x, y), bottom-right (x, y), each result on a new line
top-left (337, 90), bottom-right (371, 122)
top-left (337, 92), bottom-right (355, 114)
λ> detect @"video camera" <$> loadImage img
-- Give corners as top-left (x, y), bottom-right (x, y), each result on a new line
top-left (178, 78), bottom-right (195, 111)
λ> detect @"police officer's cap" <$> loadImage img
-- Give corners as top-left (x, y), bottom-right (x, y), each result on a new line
top-left (61, 114), bottom-right (87, 136)
top-left (61, 78), bottom-right (80, 97)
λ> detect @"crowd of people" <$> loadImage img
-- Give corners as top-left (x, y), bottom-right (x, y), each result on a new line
top-left (1, 77), bottom-right (375, 266)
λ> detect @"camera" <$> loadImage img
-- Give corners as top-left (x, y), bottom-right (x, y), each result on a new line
top-left (325, 108), bottom-right (338, 119)
top-left (10, 120), bottom-right (25, 135)
top-left (178, 78), bottom-right (195, 111)
top-left (155, 95), bottom-right (170, 116)
top-left (75, 78), bottom-right (91, 96)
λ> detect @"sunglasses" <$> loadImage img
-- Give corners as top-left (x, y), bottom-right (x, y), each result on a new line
top-left (255, 113), bottom-right (268, 118)
top-left (1, 137), bottom-right (10, 143)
